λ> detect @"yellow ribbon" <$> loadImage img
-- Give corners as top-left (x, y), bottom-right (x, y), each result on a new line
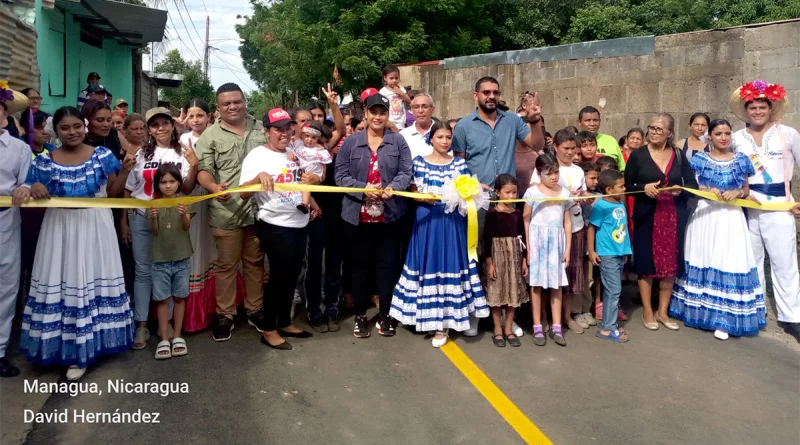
top-left (453, 175), bottom-right (482, 263)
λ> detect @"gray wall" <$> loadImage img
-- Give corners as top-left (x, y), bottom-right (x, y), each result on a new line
top-left (399, 20), bottom-right (800, 139)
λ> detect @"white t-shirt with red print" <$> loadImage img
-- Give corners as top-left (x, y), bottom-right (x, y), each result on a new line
top-left (239, 146), bottom-right (309, 228)
top-left (380, 86), bottom-right (407, 129)
top-left (125, 146), bottom-right (190, 200)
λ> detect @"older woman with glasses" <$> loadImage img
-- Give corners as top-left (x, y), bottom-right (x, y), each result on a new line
top-left (624, 113), bottom-right (698, 332)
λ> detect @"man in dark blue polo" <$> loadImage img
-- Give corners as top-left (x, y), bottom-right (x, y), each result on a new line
top-left (452, 76), bottom-right (543, 336)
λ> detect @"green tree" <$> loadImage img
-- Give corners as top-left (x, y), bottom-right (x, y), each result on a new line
top-left (154, 49), bottom-right (214, 109)
top-left (236, 0), bottom-right (493, 104)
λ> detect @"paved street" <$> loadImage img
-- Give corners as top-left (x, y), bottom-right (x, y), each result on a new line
top-left (2, 288), bottom-right (799, 445)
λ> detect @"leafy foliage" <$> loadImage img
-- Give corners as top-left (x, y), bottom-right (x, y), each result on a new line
top-left (154, 49), bottom-right (215, 109)
top-left (236, 0), bottom-right (800, 103)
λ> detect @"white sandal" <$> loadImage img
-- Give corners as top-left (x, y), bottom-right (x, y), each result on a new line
top-left (171, 337), bottom-right (188, 357)
top-left (133, 326), bottom-right (150, 350)
top-left (154, 340), bottom-right (172, 360)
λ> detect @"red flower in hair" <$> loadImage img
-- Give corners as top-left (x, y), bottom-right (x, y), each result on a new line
top-left (739, 82), bottom-right (759, 102)
top-left (765, 84), bottom-right (786, 101)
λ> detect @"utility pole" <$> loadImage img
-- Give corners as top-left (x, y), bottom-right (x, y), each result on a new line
top-left (203, 16), bottom-right (210, 81)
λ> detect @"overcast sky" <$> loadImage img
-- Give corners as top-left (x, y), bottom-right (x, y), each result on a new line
top-left (150, 0), bottom-right (258, 92)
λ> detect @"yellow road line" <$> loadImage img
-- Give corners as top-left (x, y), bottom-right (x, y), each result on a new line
top-left (440, 342), bottom-right (554, 445)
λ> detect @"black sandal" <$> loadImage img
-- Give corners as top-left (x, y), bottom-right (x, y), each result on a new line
top-left (505, 333), bottom-right (521, 347)
top-left (492, 334), bottom-right (506, 347)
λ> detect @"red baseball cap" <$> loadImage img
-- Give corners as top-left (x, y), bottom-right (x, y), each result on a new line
top-left (360, 88), bottom-right (379, 104)
top-left (265, 108), bottom-right (295, 128)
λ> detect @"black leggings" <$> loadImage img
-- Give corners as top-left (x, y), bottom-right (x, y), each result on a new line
top-left (343, 221), bottom-right (403, 318)
top-left (257, 221), bottom-right (307, 331)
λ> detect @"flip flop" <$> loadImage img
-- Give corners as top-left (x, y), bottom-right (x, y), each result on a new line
top-left (595, 329), bottom-right (629, 343)
top-left (154, 340), bottom-right (172, 360)
top-left (171, 337), bottom-right (188, 357)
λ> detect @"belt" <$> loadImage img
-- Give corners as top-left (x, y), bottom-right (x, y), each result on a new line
top-left (750, 183), bottom-right (787, 197)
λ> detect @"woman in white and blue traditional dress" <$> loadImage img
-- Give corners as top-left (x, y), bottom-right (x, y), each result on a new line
top-left (13, 106), bottom-right (135, 380)
top-left (670, 119), bottom-right (765, 340)
top-left (390, 121), bottom-right (489, 348)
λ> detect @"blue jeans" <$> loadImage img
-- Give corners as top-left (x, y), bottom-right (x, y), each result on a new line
top-left (599, 255), bottom-right (625, 331)
top-left (129, 211), bottom-right (153, 322)
top-left (152, 258), bottom-right (191, 301)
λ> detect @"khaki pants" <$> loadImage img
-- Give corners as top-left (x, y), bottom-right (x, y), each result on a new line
top-left (212, 226), bottom-right (264, 318)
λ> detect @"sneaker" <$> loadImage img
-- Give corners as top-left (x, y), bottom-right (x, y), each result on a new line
top-left (511, 321), bottom-right (524, 337)
top-left (328, 318), bottom-right (340, 332)
top-left (212, 317), bottom-right (234, 342)
top-left (582, 312), bottom-right (597, 326)
top-left (247, 312), bottom-right (268, 333)
top-left (567, 318), bottom-right (585, 334)
top-left (310, 319), bottom-right (329, 333)
top-left (463, 314), bottom-right (479, 337)
top-left (353, 315), bottom-right (370, 338)
top-left (573, 314), bottom-right (589, 329)
top-left (66, 366), bottom-right (87, 381)
top-left (376, 317), bottom-right (396, 337)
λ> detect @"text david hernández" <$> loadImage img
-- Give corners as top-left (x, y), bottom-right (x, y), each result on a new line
top-left (22, 379), bottom-right (189, 424)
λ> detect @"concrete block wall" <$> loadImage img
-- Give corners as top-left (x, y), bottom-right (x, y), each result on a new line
top-left (399, 20), bottom-right (800, 141)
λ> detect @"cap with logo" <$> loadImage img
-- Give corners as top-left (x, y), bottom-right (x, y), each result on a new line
top-left (364, 93), bottom-right (390, 111)
top-left (115, 98), bottom-right (128, 107)
top-left (145, 107), bottom-right (173, 124)
top-left (86, 84), bottom-right (107, 94)
top-left (265, 108), bottom-right (296, 128)
top-left (87, 72), bottom-right (101, 80)
top-left (360, 87), bottom-right (379, 104)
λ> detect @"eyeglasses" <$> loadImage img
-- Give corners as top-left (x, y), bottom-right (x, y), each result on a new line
top-left (647, 126), bottom-right (666, 134)
top-left (411, 104), bottom-right (431, 110)
top-left (480, 90), bottom-right (501, 97)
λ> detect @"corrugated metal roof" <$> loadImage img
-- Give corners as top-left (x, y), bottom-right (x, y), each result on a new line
top-left (0, 8), bottom-right (15, 81)
top-left (9, 21), bottom-right (39, 91)
top-left (0, 7), bottom-right (39, 91)
top-left (55, 0), bottom-right (167, 46)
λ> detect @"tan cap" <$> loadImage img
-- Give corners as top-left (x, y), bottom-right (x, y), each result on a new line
top-left (114, 98), bottom-right (128, 107)
top-left (145, 107), bottom-right (173, 123)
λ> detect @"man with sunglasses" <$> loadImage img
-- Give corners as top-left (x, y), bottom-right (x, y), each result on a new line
top-left (453, 77), bottom-right (544, 336)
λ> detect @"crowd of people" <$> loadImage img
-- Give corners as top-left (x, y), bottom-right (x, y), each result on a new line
top-left (0, 67), bottom-right (798, 381)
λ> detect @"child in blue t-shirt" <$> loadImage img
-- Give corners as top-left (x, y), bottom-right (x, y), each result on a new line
top-left (588, 169), bottom-right (632, 342)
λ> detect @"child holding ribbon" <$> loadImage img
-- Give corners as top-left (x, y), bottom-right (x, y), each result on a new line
top-left (524, 152), bottom-right (573, 347)
top-left (483, 174), bottom-right (529, 347)
top-left (390, 120), bottom-right (489, 348)
top-left (148, 163), bottom-right (193, 359)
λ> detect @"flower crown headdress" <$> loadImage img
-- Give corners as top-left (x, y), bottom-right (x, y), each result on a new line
top-left (738, 79), bottom-right (786, 102)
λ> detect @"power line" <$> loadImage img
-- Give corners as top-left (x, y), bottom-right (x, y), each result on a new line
top-left (172, 7), bottom-right (204, 60)
top-left (212, 53), bottom-right (256, 90)
top-left (167, 13), bottom-right (203, 61)
top-left (198, 0), bottom-right (209, 15)
top-left (211, 47), bottom-right (239, 57)
top-left (209, 65), bottom-right (249, 74)
top-left (178, 0), bottom-right (205, 43)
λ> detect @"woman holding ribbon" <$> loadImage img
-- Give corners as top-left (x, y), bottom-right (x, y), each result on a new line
top-left (728, 80), bottom-right (800, 343)
top-left (624, 113), bottom-right (697, 332)
top-left (670, 119), bottom-right (764, 340)
top-left (390, 120), bottom-right (489, 347)
top-left (123, 107), bottom-right (198, 351)
top-left (13, 106), bottom-right (136, 381)
top-left (335, 93), bottom-right (412, 339)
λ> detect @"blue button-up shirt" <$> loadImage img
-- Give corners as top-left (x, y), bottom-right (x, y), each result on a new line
top-left (452, 109), bottom-right (531, 187)
top-left (334, 130), bottom-right (413, 225)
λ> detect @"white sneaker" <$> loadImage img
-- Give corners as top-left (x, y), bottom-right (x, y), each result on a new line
top-left (431, 330), bottom-right (449, 348)
top-left (714, 329), bottom-right (729, 341)
top-left (463, 315), bottom-right (479, 337)
top-left (582, 312), bottom-right (597, 326)
top-left (66, 366), bottom-right (86, 381)
top-left (512, 321), bottom-right (524, 337)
